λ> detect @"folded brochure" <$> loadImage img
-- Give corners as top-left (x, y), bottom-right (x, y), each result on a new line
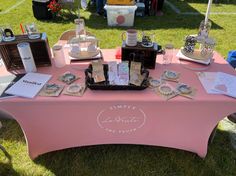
top-left (5, 72), bottom-right (52, 98)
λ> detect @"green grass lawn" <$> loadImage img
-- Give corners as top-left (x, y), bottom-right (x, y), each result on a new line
top-left (1, 119), bottom-right (236, 176)
top-left (0, 0), bottom-right (236, 175)
top-left (0, 0), bottom-right (19, 12)
top-left (0, 0), bottom-right (236, 56)
top-left (170, 0), bottom-right (236, 13)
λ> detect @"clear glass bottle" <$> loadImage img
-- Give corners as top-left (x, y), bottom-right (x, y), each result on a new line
top-left (198, 20), bottom-right (212, 38)
top-left (25, 23), bottom-right (40, 39)
top-left (74, 18), bottom-right (86, 40)
top-left (163, 44), bottom-right (174, 65)
top-left (201, 37), bottom-right (216, 57)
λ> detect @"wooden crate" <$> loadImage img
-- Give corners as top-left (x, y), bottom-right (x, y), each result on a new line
top-left (0, 34), bottom-right (52, 71)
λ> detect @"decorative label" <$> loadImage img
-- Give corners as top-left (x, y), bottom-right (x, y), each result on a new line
top-left (97, 105), bottom-right (146, 134)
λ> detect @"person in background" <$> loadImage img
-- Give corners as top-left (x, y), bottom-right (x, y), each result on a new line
top-left (89, 0), bottom-right (96, 5)
top-left (96, 0), bottom-right (106, 17)
top-left (156, 0), bottom-right (164, 16)
top-left (151, 0), bottom-right (165, 16)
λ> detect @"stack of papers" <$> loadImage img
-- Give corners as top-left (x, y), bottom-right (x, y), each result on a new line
top-left (5, 73), bottom-right (52, 98)
top-left (0, 74), bottom-right (25, 99)
top-left (197, 72), bottom-right (236, 98)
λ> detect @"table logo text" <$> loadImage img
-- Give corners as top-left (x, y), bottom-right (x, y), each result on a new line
top-left (97, 105), bottom-right (146, 134)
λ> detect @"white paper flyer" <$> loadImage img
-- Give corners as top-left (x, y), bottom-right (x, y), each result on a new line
top-left (197, 72), bottom-right (220, 94)
top-left (211, 72), bottom-right (236, 98)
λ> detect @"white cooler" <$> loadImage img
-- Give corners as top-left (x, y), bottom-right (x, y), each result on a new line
top-left (104, 5), bottom-right (137, 27)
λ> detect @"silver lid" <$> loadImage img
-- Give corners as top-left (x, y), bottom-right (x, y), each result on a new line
top-left (17, 42), bottom-right (29, 48)
top-left (52, 45), bottom-right (62, 50)
top-left (165, 44), bottom-right (174, 49)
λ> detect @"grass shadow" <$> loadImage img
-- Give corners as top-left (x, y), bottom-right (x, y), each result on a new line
top-left (32, 0), bottom-right (223, 30)
top-left (0, 119), bottom-right (25, 143)
top-left (0, 144), bottom-right (19, 176)
top-left (34, 128), bottom-right (236, 176)
top-left (36, 9), bottom-right (79, 24)
top-left (0, 163), bottom-right (20, 176)
top-left (84, 0), bottom-right (222, 30)
top-left (192, 0), bottom-right (235, 5)
top-left (1, 117), bottom-right (235, 175)
top-left (0, 144), bottom-right (12, 161)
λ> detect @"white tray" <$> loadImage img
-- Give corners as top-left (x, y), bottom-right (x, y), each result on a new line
top-left (69, 50), bottom-right (102, 61)
top-left (177, 49), bottom-right (212, 65)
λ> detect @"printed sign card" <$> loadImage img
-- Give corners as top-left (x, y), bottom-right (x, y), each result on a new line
top-left (108, 61), bottom-right (118, 85)
top-left (92, 60), bottom-right (105, 83)
top-left (129, 61), bottom-right (144, 86)
top-left (58, 72), bottom-right (80, 85)
top-left (63, 83), bottom-right (86, 97)
top-left (117, 61), bottom-right (129, 85)
top-left (39, 83), bottom-right (64, 97)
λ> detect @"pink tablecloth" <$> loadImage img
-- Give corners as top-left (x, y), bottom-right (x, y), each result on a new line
top-left (1, 49), bottom-right (236, 159)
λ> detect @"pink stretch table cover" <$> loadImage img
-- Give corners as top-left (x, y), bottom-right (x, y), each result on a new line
top-left (1, 49), bottom-right (236, 159)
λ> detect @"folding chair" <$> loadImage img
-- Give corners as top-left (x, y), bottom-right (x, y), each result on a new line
top-left (59, 29), bottom-right (76, 41)
top-left (59, 29), bottom-right (92, 41)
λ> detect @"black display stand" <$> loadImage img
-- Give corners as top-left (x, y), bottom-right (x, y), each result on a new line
top-left (121, 42), bottom-right (160, 69)
top-left (85, 64), bottom-right (149, 90)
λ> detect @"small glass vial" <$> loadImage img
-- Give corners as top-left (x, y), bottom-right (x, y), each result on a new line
top-left (163, 44), bottom-right (174, 65)
top-left (198, 20), bottom-right (212, 38)
top-left (25, 23), bottom-right (40, 39)
top-left (201, 37), bottom-right (216, 56)
top-left (74, 18), bottom-right (86, 40)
